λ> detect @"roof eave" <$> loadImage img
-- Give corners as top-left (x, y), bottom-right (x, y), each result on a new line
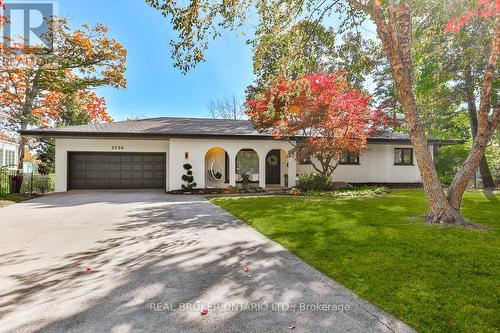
top-left (19, 130), bottom-right (465, 145)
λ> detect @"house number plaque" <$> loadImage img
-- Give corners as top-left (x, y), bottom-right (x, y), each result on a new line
top-left (112, 145), bottom-right (124, 150)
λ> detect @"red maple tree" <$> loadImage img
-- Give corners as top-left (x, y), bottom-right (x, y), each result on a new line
top-left (445, 0), bottom-right (499, 33)
top-left (246, 72), bottom-right (385, 176)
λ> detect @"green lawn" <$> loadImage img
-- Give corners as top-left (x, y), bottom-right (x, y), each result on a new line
top-left (211, 190), bottom-right (500, 333)
top-left (0, 193), bottom-right (34, 207)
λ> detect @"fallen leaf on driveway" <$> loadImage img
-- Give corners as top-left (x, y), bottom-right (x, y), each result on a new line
top-left (86, 267), bottom-right (92, 272)
top-left (201, 309), bottom-right (209, 315)
top-left (243, 267), bottom-right (250, 272)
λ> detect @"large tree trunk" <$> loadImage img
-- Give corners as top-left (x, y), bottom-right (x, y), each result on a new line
top-left (447, 15), bottom-right (500, 210)
top-left (348, 0), bottom-right (500, 225)
top-left (358, 1), bottom-right (465, 224)
top-left (464, 69), bottom-right (496, 188)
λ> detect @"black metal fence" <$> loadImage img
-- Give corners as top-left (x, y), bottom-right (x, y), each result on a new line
top-left (0, 169), bottom-right (54, 195)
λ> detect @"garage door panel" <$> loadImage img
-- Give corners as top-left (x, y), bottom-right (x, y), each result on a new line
top-left (69, 152), bottom-right (165, 190)
top-left (132, 164), bottom-right (143, 171)
top-left (120, 171), bottom-right (131, 179)
top-left (109, 164), bottom-right (120, 171)
top-left (86, 155), bottom-right (98, 162)
top-left (132, 172), bottom-right (143, 179)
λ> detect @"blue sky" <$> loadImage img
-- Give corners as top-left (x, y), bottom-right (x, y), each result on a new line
top-left (57, 0), bottom-right (254, 120)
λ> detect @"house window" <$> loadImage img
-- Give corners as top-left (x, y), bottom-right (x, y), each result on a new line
top-left (6, 150), bottom-right (16, 167)
top-left (394, 148), bottom-right (413, 165)
top-left (340, 152), bottom-right (359, 165)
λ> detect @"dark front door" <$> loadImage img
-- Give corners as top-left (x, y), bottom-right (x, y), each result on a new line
top-left (265, 150), bottom-right (281, 185)
top-left (68, 152), bottom-right (165, 190)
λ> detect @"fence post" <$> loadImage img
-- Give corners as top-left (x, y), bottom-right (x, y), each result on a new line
top-left (31, 170), bottom-right (34, 193)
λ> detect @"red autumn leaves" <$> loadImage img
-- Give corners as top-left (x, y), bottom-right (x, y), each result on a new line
top-left (445, 0), bottom-right (499, 33)
top-left (246, 72), bottom-right (385, 166)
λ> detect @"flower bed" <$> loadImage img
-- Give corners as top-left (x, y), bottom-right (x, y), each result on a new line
top-left (169, 185), bottom-right (266, 195)
top-left (289, 186), bottom-right (390, 199)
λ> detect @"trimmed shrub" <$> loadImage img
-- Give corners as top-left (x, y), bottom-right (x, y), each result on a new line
top-left (181, 163), bottom-right (197, 191)
top-left (296, 172), bottom-right (332, 192)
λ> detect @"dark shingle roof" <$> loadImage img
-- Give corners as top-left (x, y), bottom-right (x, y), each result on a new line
top-left (21, 117), bottom-right (263, 137)
top-left (19, 116), bottom-right (459, 144)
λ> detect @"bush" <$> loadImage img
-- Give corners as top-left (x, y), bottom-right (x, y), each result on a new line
top-left (297, 172), bottom-right (332, 192)
top-left (181, 163), bottom-right (197, 191)
top-left (21, 173), bottom-right (55, 193)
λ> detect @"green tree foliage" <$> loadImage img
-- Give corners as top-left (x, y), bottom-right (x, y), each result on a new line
top-left (35, 93), bottom-right (101, 173)
top-left (146, 0), bottom-right (499, 224)
top-left (250, 20), bottom-right (378, 96)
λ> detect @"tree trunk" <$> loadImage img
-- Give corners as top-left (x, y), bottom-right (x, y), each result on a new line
top-left (17, 68), bottom-right (42, 170)
top-left (17, 121), bottom-right (28, 171)
top-left (464, 68), bottom-right (496, 188)
top-left (362, 1), bottom-right (465, 224)
top-left (447, 14), bottom-right (500, 210)
top-left (347, 0), bottom-right (499, 225)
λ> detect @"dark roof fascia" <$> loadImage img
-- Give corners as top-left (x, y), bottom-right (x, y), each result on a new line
top-left (18, 130), bottom-right (276, 140)
top-left (19, 130), bottom-right (465, 145)
top-left (366, 138), bottom-right (464, 145)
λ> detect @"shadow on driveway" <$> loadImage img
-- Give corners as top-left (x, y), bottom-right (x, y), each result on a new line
top-left (0, 191), bottom-right (414, 333)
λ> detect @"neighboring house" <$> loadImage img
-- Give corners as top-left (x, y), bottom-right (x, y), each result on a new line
top-left (20, 117), bottom-right (456, 192)
top-left (0, 134), bottom-right (18, 170)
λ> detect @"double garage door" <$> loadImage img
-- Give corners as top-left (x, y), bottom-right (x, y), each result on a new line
top-left (68, 152), bottom-right (166, 190)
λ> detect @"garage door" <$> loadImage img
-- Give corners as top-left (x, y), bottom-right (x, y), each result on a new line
top-left (68, 152), bottom-right (166, 190)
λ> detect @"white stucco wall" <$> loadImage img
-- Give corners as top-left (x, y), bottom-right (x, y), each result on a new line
top-left (53, 138), bottom-right (428, 192)
top-left (168, 138), bottom-right (296, 191)
top-left (55, 138), bottom-right (169, 192)
top-left (296, 143), bottom-right (427, 183)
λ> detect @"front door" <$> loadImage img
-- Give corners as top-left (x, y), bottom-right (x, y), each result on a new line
top-left (265, 150), bottom-right (281, 185)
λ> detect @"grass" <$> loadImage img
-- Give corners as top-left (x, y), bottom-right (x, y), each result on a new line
top-left (211, 189), bottom-right (500, 333)
top-left (0, 193), bottom-right (34, 207)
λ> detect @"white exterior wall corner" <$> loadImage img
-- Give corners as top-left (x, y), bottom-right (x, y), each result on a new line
top-left (55, 138), bottom-right (169, 192)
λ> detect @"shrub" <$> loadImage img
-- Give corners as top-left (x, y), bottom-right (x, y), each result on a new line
top-left (21, 173), bottom-right (55, 193)
top-left (181, 163), bottom-right (197, 191)
top-left (296, 172), bottom-right (332, 192)
top-left (240, 173), bottom-right (251, 189)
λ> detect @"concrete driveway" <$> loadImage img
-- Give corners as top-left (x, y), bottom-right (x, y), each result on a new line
top-left (0, 191), bottom-right (414, 333)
